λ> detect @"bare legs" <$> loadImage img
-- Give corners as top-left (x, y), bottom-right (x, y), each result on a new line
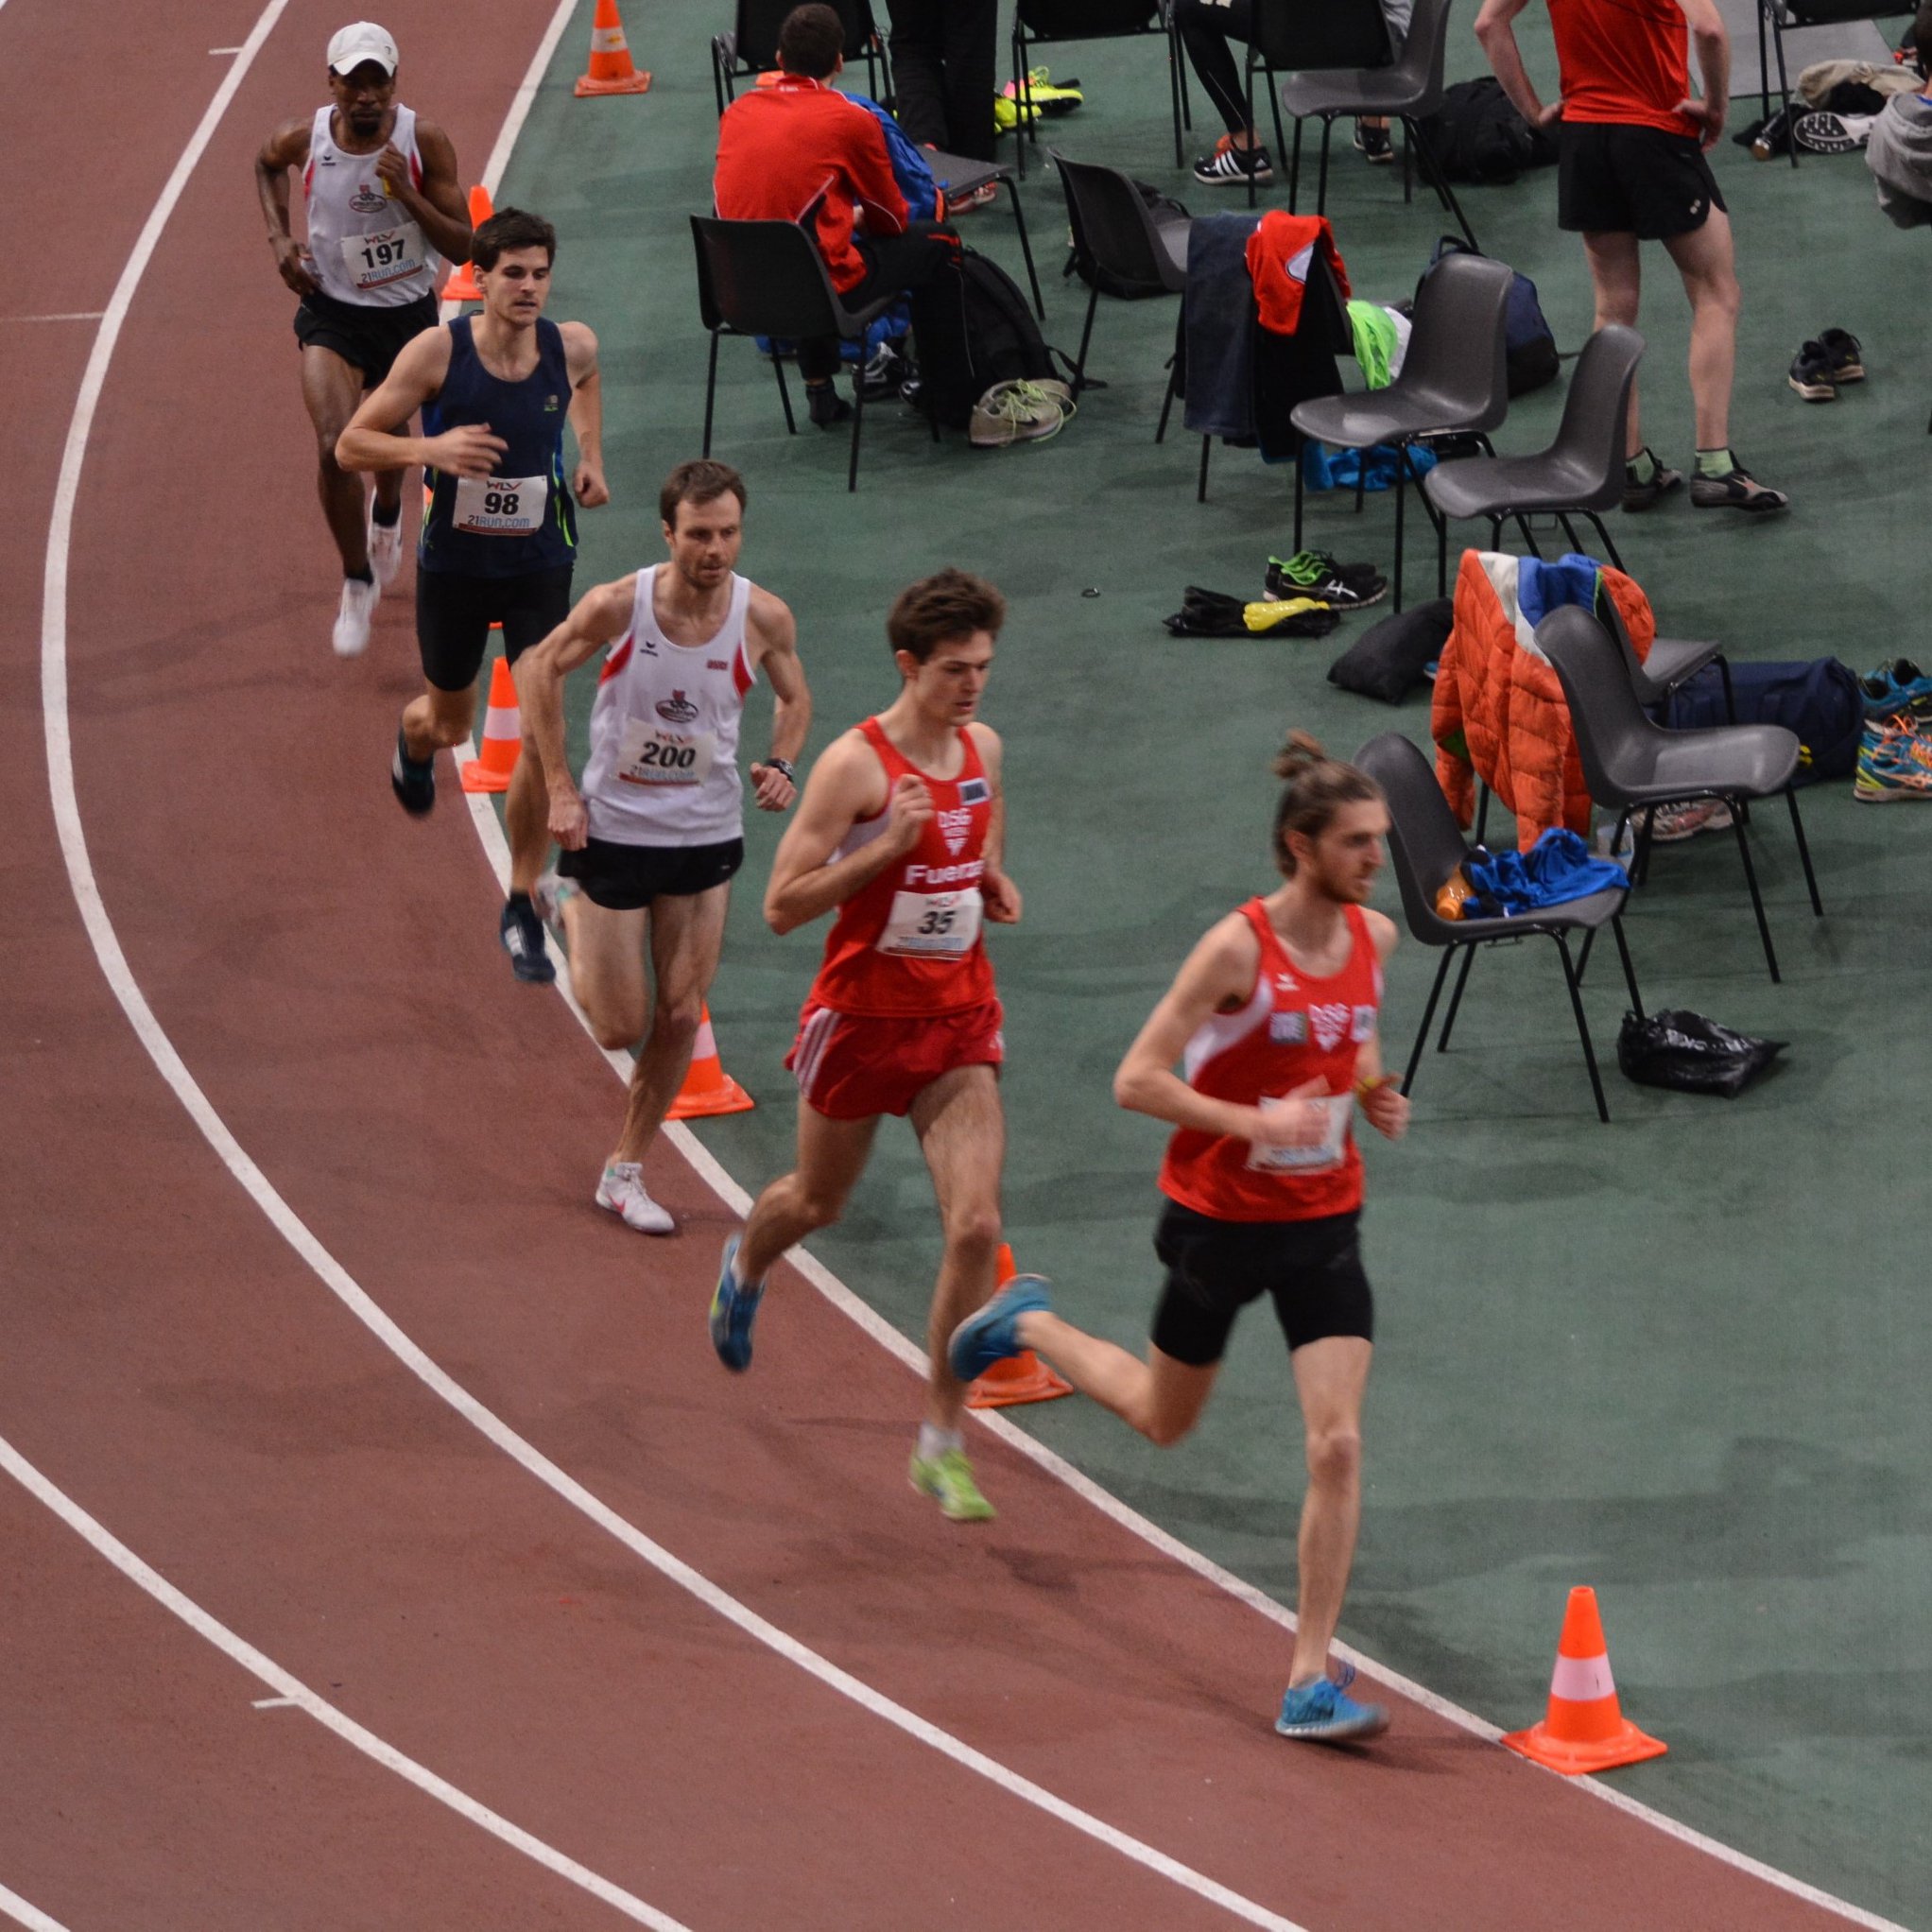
top-left (299, 344), bottom-right (401, 574)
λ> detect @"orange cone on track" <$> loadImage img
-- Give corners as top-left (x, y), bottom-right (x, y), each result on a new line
top-left (460, 647), bottom-right (520, 794)
top-left (574, 0), bottom-right (653, 96)
top-left (967, 1243), bottom-right (1071, 1408)
top-left (441, 185), bottom-right (495, 302)
top-left (667, 1004), bottom-right (754, 1119)
top-left (1502, 1587), bottom-right (1667, 1775)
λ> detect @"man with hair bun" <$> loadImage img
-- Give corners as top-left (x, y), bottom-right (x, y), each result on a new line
top-left (952, 732), bottom-right (1409, 1742)
top-left (709, 568), bottom-right (1022, 1527)
top-left (338, 205), bottom-right (608, 984)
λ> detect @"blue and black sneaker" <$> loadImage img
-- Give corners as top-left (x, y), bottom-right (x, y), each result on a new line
top-left (1274, 1676), bottom-right (1389, 1744)
top-left (947, 1273), bottom-right (1053, 1383)
top-left (1859, 657), bottom-right (1932, 721)
top-left (709, 1234), bottom-right (765, 1372)
top-left (391, 724), bottom-right (435, 817)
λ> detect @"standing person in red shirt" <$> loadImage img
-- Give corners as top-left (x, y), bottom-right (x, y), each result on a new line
top-left (1475, 0), bottom-right (1789, 515)
top-left (708, 570), bottom-right (1020, 1526)
top-left (951, 734), bottom-right (1409, 1742)
top-left (714, 4), bottom-right (959, 428)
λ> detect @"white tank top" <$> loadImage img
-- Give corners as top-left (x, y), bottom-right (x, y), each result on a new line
top-left (302, 103), bottom-right (440, 306)
top-left (582, 568), bottom-right (757, 849)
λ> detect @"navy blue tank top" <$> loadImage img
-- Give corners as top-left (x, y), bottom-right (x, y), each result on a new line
top-left (420, 316), bottom-right (577, 578)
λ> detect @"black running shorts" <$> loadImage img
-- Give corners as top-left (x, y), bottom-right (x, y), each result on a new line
top-left (292, 288), bottom-right (440, 387)
top-left (1557, 123), bottom-right (1726, 240)
top-left (1149, 1200), bottom-right (1372, 1367)
top-left (557, 837), bottom-right (745, 912)
top-left (415, 564), bottom-right (574, 693)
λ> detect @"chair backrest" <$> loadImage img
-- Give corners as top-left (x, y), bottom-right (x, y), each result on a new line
top-left (1397, 248), bottom-right (1512, 430)
top-left (733, 0), bottom-right (876, 68)
top-left (1017, 0), bottom-right (1163, 37)
top-left (1052, 150), bottom-right (1180, 292)
top-left (1250, 0), bottom-right (1392, 74)
top-left (1390, 0), bottom-right (1457, 99)
top-left (1535, 604), bottom-right (1659, 802)
top-left (1354, 733), bottom-right (1470, 941)
top-left (1544, 322), bottom-right (1644, 508)
top-left (689, 212), bottom-right (842, 342)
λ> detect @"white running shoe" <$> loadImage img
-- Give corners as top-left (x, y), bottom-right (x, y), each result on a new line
top-left (368, 507), bottom-right (404, 587)
top-left (595, 1161), bottom-right (675, 1235)
top-left (332, 576), bottom-right (379, 658)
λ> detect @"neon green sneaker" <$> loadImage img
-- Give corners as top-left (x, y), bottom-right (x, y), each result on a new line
top-left (908, 1447), bottom-right (995, 1522)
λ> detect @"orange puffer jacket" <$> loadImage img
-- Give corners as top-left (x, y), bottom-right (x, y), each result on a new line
top-left (1431, 550), bottom-right (1655, 851)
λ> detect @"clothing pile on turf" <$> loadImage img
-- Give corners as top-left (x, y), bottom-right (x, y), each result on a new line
top-left (1164, 587), bottom-right (1338, 638)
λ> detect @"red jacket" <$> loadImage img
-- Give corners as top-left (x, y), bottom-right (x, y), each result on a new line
top-left (1246, 212), bottom-right (1350, 335)
top-left (714, 76), bottom-right (908, 292)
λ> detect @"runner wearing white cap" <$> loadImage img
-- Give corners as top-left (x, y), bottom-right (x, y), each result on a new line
top-left (254, 23), bottom-right (472, 656)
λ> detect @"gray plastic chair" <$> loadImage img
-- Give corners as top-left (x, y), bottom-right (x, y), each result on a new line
top-left (1599, 591), bottom-right (1733, 720)
top-left (1538, 605), bottom-right (1823, 984)
top-left (1423, 323), bottom-right (1643, 595)
top-left (1290, 248), bottom-right (1511, 612)
top-left (1237, 0), bottom-right (1393, 208)
top-left (924, 148), bottom-right (1044, 318)
top-left (1356, 732), bottom-right (1642, 1123)
top-left (1272, 0), bottom-right (1477, 246)
top-left (690, 210), bottom-right (910, 492)
top-left (711, 0), bottom-right (890, 114)
top-left (1052, 150), bottom-right (1189, 403)
top-left (1012, 0), bottom-right (1191, 179)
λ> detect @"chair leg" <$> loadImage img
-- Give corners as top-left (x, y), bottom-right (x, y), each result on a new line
top-left (1632, 806), bottom-right (1654, 888)
top-left (1072, 282), bottom-right (1100, 399)
top-left (1293, 437), bottom-right (1304, 548)
top-left (1245, 60), bottom-right (1258, 210)
top-left (1004, 181), bottom-right (1045, 320)
top-left (1575, 925), bottom-right (1596, 982)
top-left (1439, 941), bottom-right (1480, 1052)
top-left (1474, 780), bottom-right (1492, 847)
top-left (1612, 912), bottom-right (1643, 1020)
top-left (1405, 948), bottom-right (1457, 1095)
top-left (1581, 510), bottom-right (1624, 572)
top-left (702, 330), bottom-right (721, 457)
top-left (1514, 512), bottom-right (1543, 559)
top-left (1157, 357), bottom-right (1178, 443)
top-left (1392, 433), bottom-right (1406, 613)
top-left (1773, 16), bottom-right (1797, 169)
top-left (1166, 21), bottom-right (1186, 167)
top-left (847, 372), bottom-right (864, 493)
top-left (1556, 511), bottom-right (1582, 554)
top-left (1173, 15), bottom-right (1193, 131)
top-left (1198, 434), bottom-right (1212, 504)
top-left (1406, 119), bottom-right (1478, 249)
top-left (771, 353), bottom-right (797, 436)
top-left (1267, 65), bottom-right (1286, 169)
top-left (1716, 653), bottom-right (1736, 723)
top-left (1011, 26), bottom-right (1027, 180)
top-left (1785, 786), bottom-right (1823, 916)
top-left (1317, 116), bottom-right (1335, 216)
top-left (1756, 0), bottom-right (1771, 126)
top-left (1288, 118), bottom-right (1303, 211)
top-left (1731, 803), bottom-right (1781, 983)
top-left (1438, 509), bottom-right (1449, 598)
top-left (1555, 932), bottom-right (1611, 1123)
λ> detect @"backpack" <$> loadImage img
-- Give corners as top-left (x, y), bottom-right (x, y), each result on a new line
top-left (914, 248), bottom-right (1059, 430)
top-left (1068, 181), bottom-right (1190, 298)
top-left (1417, 78), bottom-right (1558, 184)
top-left (1428, 235), bottom-right (1560, 396)
top-left (1661, 658), bottom-right (1864, 785)
top-left (849, 95), bottom-right (939, 222)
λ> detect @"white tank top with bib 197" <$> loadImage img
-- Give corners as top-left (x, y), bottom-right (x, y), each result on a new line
top-left (581, 567), bottom-right (757, 849)
top-left (302, 103), bottom-right (441, 306)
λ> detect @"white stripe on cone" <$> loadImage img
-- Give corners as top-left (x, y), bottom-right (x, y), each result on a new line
top-left (478, 704), bottom-right (519, 742)
top-left (1549, 1652), bottom-right (1617, 1702)
top-left (689, 1014), bottom-right (718, 1061)
top-left (591, 25), bottom-right (627, 50)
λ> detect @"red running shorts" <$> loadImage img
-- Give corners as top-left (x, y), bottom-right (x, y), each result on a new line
top-left (786, 997), bottom-right (1005, 1120)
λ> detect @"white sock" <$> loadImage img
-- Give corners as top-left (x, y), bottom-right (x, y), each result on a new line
top-left (917, 1424), bottom-right (962, 1462)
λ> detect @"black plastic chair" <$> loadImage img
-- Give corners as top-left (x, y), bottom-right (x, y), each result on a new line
top-left (1423, 322), bottom-right (1643, 595)
top-left (712, 0), bottom-right (891, 113)
top-left (1052, 150), bottom-right (1189, 404)
top-left (690, 210), bottom-right (909, 492)
top-left (1273, 0), bottom-right (1477, 246)
top-left (1240, 0), bottom-right (1393, 209)
top-left (1538, 606), bottom-right (1823, 984)
top-left (925, 148), bottom-right (1044, 318)
top-left (1011, 0), bottom-right (1191, 178)
top-left (1600, 592), bottom-right (1734, 722)
top-left (1757, 0), bottom-right (1912, 166)
top-left (1289, 248), bottom-right (1511, 612)
top-left (1356, 732), bottom-right (1642, 1123)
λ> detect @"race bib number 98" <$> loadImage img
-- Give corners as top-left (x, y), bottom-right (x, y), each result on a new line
top-left (342, 219), bottom-right (423, 291)
top-left (453, 473), bottom-right (548, 536)
top-left (615, 716), bottom-right (716, 786)
top-left (1247, 1092), bottom-right (1351, 1174)
top-left (878, 888), bottom-right (983, 957)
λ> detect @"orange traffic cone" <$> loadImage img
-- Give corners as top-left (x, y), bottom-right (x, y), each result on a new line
top-left (967, 1243), bottom-right (1071, 1408)
top-left (574, 0), bottom-right (652, 96)
top-left (460, 646), bottom-right (520, 794)
top-left (441, 185), bottom-right (495, 302)
top-left (667, 1004), bottom-right (754, 1118)
top-left (1502, 1587), bottom-right (1667, 1775)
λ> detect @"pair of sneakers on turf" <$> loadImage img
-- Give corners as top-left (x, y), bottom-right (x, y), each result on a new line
top-left (1192, 120), bottom-right (1391, 186)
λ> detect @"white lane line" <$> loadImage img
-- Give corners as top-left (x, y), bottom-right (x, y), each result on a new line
top-left (209, 45), bottom-right (242, 54)
top-left (0, 1432), bottom-right (690, 1932)
top-left (0, 1882), bottom-right (71, 1932)
top-left (252, 1696), bottom-right (297, 1709)
top-left (3, 313), bottom-right (108, 323)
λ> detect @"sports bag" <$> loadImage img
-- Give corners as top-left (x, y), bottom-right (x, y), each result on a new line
top-left (1660, 657), bottom-right (1863, 785)
top-left (914, 248), bottom-right (1058, 430)
top-left (1428, 235), bottom-right (1559, 396)
top-left (850, 95), bottom-right (939, 222)
top-left (1416, 78), bottom-right (1558, 183)
top-left (1069, 181), bottom-right (1190, 298)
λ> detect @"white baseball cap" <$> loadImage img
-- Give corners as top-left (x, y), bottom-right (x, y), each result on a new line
top-left (327, 22), bottom-right (399, 75)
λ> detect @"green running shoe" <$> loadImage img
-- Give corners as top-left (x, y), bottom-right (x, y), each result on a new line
top-left (908, 1447), bottom-right (995, 1522)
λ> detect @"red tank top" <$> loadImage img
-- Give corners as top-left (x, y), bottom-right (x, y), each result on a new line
top-left (1548, 0), bottom-right (1697, 138)
top-left (1158, 899), bottom-right (1382, 1223)
top-left (807, 717), bottom-right (998, 1018)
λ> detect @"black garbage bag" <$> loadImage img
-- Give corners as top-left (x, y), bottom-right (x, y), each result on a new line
top-left (1616, 1009), bottom-right (1786, 1098)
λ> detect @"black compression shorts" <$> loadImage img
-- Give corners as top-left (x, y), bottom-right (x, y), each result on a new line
top-left (1557, 123), bottom-right (1726, 240)
top-left (415, 564), bottom-right (574, 693)
top-left (292, 288), bottom-right (440, 386)
top-left (1149, 1200), bottom-right (1372, 1367)
top-left (557, 837), bottom-right (745, 912)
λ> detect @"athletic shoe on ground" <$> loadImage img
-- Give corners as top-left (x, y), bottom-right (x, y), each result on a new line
top-left (391, 724), bottom-right (435, 816)
top-left (368, 507), bottom-right (404, 587)
top-left (499, 894), bottom-right (556, 985)
top-left (1820, 327), bottom-right (1865, 382)
top-left (1854, 728), bottom-right (1932, 802)
top-left (1787, 340), bottom-right (1837, 401)
top-left (709, 1233), bottom-right (764, 1371)
top-left (1793, 110), bottom-right (1874, 153)
top-left (1353, 120), bottom-right (1394, 164)
top-left (858, 341), bottom-right (910, 401)
top-left (1689, 457), bottom-right (1789, 515)
top-left (595, 1160), bottom-right (675, 1234)
top-left (1858, 658), bottom-right (1932, 719)
top-left (1274, 1677), bottom-right (1389, 1743)
top-left (1193, 136), bottom-right (1273, 187)
top-left (1621, 448), bottom-right (1683, 512)
top-left (1642, 798), bottom-right (1734, 842)
top-left (908, 1446), bottom-right (996, 1522)
top-left (945, 180), bottom-right (999, 214)
top-left (334, 575), bottom-right (378, 657)
top-left (947, 1273), bottom-right (1054, 1382)
top-left (969, 379), bottom-right (1069, 448)
top-left (1265, 549), bottom-right (1387, 610)
top-left (807, 383), bottom-right (853, 429)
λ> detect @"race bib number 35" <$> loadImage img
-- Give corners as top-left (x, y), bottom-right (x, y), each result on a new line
top-left (615, 716), bottom-right (716, 786)
top-left (342, 219), bottom-right (423, 291)
top-left (1248, 1092), bottom-right (1351, 1174)
top-left (453, 473), bottom-right (548, 536)
top-left (878, 888), bottom-right (983, 957)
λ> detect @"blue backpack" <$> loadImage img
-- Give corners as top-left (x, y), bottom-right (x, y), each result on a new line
top-left (1427, 235), bottom-right (1559, 396)
top-left (1661, 657), bottom-right (1864, 785)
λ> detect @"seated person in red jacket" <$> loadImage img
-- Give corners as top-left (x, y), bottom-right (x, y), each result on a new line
top-left (715, 3), bottom-right (958, 427)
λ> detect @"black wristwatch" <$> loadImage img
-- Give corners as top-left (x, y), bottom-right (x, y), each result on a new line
top-left (767, 756), bottom-right (796, 782)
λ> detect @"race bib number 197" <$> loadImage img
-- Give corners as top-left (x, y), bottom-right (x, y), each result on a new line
top-left (341, 219), bottom-right (423, 291)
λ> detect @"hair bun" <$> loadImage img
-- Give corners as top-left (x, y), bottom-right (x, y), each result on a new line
top-left (1270, 729), bottom-right (1327, 781)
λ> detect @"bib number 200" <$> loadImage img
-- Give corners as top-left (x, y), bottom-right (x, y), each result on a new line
top-left (630, 741), bottom-right (699, 774)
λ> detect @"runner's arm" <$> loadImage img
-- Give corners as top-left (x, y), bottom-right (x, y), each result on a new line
top-left (373, 119), bottom-right (472, 263)
top-left (968, 724), bottom-right (1021, 925)
top-left (1473, 0), bottom-right (1561, 129)
top-left (335, 327), bottom-right (486, 472)
top-left (1113, 917), bottom-right (1332, 1148)
top-left (515, 577), bottom-right (639, 851)
top-left (1675, 0), bottom-right (1730, 147)
top-left (255, 119), bottom-right (320, 295)
top-left (560, 322), bottom-right (609, 508)
top-left (1353, 911), bottom-right (1410, 1140)
top-left (763, 735), bottom-right (922, 935)
top-left (746, 593), bottom-right (810, 813)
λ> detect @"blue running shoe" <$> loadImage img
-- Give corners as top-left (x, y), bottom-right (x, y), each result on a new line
top-left (709, 1234), bottom-right (764, 1372)
top-left (1860, 658), bottom-right (1932, 721)
top-left (1274, 1677), bottom-right (1389, 1743)
top-left (947, 1274), bottom-right (1053, 1383)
